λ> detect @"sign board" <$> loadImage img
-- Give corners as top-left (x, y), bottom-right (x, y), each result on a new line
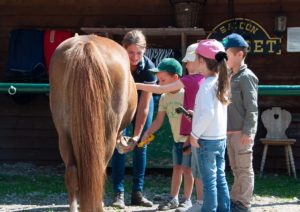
top-left (207, 18), bottom-right (281, 55)
top-left (287, 27), bottom-right (300, 52)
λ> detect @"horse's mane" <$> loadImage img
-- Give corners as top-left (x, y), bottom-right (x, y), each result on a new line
top-left (63, 36), bottom-right (114, 210)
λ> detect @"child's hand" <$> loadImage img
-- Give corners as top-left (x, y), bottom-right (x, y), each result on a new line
top-left (186, 110), bottom-right (194, 121)
top-left (182, 146), bottom-right (191, 155)
top-left (135, 83), bottom-right (141, 90)
top-left (182, 138), bottom-right (191, 155)
top-left (141, 132), bottom-right (150, 143)
top-left (189, 136), bottom-right (200, 148)
top-left (241, 134), bottom-right (252, 145)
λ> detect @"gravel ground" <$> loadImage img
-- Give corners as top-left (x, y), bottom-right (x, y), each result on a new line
top-left (0, 163), bottom-right (299, 212)
top-left (1, 195), bottom-right (300, 212)
top-left (1, 196), bottom-right (300, 212)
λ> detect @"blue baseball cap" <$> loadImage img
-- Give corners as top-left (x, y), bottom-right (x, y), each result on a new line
top-left (222, 33), bottom-right (249, 50)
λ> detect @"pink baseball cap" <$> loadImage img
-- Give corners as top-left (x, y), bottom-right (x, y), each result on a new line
top-left (196, 39), bottom-right (225, 60)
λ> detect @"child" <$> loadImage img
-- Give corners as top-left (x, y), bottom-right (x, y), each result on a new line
top-left (222, 33), bottom-right (258, 212)
top-left (182, 43), bottom-right (204, 212)
top-left (136, 44), bottom-right (205, 212)
top-left (189, 39), bottom-right (230, 212)
top-left (141, 58), bottom-right (193, 211)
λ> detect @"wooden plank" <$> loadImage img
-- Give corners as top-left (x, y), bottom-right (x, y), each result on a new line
top-left (0, 0), bottom-right (169, 7)
top-left (0, 137), bottom-right (58, 149)
top-left (0, 0), bottom-right (76, 6)
top-left (2, 16), bottom-right (81, 28)
top-left (0, 105), bottom-right (52, 117)
top-left (2, 15), bottom-right (175, 28)
top-left (81, 27), bottom-right (206, 36)
top-left (205, 1), bottom-right (300, 12)
top-left (0, 149), bottom-right (61, 161)
top-left (0, 129), bottom-right (56, 137)
top-left (0, 117), bottom-right (55, 129)
top-left (0, 95), bottom-right (52, 116)
top-left (0, 6), bottom-right (173, 15)
top-left (80, 15), bottom-right (174, 28)
top-left (258, 97), bottom-right (300, 109)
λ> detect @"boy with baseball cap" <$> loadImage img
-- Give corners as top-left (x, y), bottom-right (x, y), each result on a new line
top-left (136, 46), bottom-right (205, 211)
top-left (142, 58), bottom-right (194, 211)
top-left (222, 33), bottom-right (258, 212)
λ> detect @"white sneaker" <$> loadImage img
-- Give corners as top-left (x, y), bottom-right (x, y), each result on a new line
top-left (175, 199), bottom-right (192, 212)
top-left (158, 196), bottom-right (179, 211)
top-left (187, 201), bottom-right (203, 212)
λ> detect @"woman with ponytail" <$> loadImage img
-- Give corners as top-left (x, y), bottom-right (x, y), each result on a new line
top-left (189, 39), bottom-right (230, 212)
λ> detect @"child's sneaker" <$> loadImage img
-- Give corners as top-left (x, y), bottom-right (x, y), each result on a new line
top-left (158, 196), bottom-right (179, 211)
top-left (175, 199), bottom-right (192, 212)
top-left (187, 200), bottom-right (203, 212)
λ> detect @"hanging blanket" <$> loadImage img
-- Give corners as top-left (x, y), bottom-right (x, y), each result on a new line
top-left (44, 30), bottom-right (72, 72)
top-left (6, 29), bottom-right (46, 82)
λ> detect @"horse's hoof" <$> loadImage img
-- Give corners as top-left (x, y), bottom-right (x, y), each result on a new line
top-left (116, 136), bottom-right (137, 154)
top-left (119, 136), bottom-right (130, 147)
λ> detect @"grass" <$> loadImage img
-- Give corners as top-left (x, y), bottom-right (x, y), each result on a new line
top-left (0, 175), bottom-right (65, 196)
top-left (225, 172), bottom-right (300, 199)
top-left (255, 174), bottom-right (300, 198)
top-left (0, 163), bottom-right (299, 205)
top-left (0, 174), bottom-right (66, 205)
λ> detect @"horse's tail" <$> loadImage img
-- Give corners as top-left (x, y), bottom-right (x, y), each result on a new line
top-left (64, 36), bottom-right (113, 211)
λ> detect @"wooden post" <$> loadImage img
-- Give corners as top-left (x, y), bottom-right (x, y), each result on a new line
top-left (288, 145), bottom-right (297, 179)
top-left (181, 32), bottom-right (187, 74)
top-left (260, 144), bottom-right (268, 177)
top-left (285, 145), bottom-right (291, 176)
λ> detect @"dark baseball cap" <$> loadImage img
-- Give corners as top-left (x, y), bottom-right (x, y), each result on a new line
top-left (149, 58), bottom-right (182, 77)
top-left (222, 33), bottom-right (249, 50)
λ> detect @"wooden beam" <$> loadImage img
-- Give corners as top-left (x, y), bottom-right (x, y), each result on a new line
top-left (81, 27), bottom-right (206, 36)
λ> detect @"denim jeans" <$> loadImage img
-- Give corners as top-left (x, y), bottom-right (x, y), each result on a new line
top-left (194, 138), bottom-right (230, 212)
top-left (172, 142), bottom-right (192, 168)
top-left (111, 97), bottom-right (154, 193)
top-left (191, 146), bottom-right (201, 179)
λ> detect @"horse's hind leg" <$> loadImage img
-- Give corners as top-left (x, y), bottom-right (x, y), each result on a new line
top-left (58, 131), bottom-right (79, 212)
top-left (66, 166), bottom-right (78, 212)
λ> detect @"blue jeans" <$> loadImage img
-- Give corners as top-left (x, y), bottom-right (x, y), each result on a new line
top-left (172, 143), bottom-right (191, 168)
top-left (194, 138), bottom-right (230, 212)
top-left (111, 97), bottom-right (154, 193)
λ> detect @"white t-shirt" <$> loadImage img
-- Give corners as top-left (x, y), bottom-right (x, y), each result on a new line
top-left (191, 76), bottom-right (227, 140)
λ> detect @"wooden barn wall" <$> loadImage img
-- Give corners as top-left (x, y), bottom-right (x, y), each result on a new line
top-left (0, 0), bottom-right (300, 171)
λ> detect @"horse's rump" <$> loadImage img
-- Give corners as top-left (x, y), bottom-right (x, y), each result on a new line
top-left (49, 35), bottom-right (137, 211)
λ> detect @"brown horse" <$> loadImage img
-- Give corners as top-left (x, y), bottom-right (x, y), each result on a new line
top-left (49, 35), bottom-right (137, 212)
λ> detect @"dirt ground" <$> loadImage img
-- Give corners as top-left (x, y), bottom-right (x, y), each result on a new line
top-left (0, 163), bottom-right (299, 211)
top-left (1, 194), bottom-right (299, 212)
top-left (0, 196), bottom-right (300, 212)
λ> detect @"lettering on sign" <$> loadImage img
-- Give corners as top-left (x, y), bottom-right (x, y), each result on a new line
top-left (207, 18), bottom-right (281, 55)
